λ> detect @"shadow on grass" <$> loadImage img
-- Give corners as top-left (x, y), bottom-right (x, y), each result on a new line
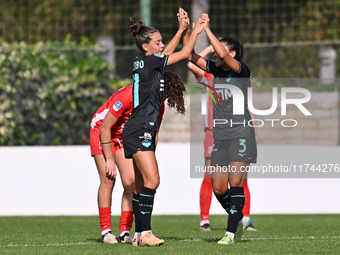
top-left (160, 236), bottom-right (219, 243)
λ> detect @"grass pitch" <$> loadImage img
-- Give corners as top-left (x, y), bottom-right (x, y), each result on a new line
top-left (0, 214), bottom-right (339, 254)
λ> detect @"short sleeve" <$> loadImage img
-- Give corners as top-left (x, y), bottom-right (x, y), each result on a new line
top-left (236, 61), bottom-right (251, 78)
top-left (206, 60), bottom-right (216, 75)
top-left (108, 87), bottom-right (132, 119)
top-left (145, 54), bottom-right (169, 70)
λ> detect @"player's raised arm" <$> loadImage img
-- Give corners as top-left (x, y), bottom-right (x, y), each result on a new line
top-left (202, 13), bottom-right (240, 73)
top-left (187, 45), bottom-right (214, 78)
top-left (182, 20), bottom-right (209, 72)
top-left (162, 8), bottom-right (189, 55)
top-left (165, 17), bottom-right (204, 66)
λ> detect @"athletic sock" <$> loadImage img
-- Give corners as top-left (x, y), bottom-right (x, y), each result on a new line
top-left (139, 187), bottom-right (156, 232)
top-left (200, 177), bottom-right (213, 221)
top-left (132, 193), bottom-right (141, 233)
top-left (119, 210), bottom-right (134, 235)
top-left (243, 179), bottom-right (250, 217)
top-left (120, 231), bottom-right (130, 237)
top-left (225, 231), bottom-right (235, 238)
top-left (238, 216), bottom-right (245, 227)
top-left (227, 187), bottom-right (245, 234)
top-left (215, 189), bottom-right (231, 214)
top-left (99, 207), bottom-right (112, 233)
top-left (200, 220), bottom-right (210, 226)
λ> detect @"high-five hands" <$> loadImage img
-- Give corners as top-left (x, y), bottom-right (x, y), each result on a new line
top-left (200, 13), bottom-right (210, 31)
top-left (177, 7), bottom-right (190, 31)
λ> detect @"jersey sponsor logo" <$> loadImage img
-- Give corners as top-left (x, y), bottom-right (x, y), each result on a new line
top-left (154, 53), bottom-right (165, 58)
top-left (113, 101), bottom-right (122, 111)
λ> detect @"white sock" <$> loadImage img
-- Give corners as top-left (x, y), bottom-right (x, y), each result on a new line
top-left (120, 230), bottom-right (130, 237)
top-left (142, 230), bottom-right (151, 236)
top-left (225, 231), bottom-right (235, 238)
top-left (101, 229), bottom-right (112, 236)
top-left (238, 216), bottom-right (245, 226)
top-left (135, 232), bottom-right (141, 237)
top-left (200, 220), bottom-right (210, 226)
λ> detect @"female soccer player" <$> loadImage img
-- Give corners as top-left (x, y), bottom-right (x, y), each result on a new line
top-left (122, 8), bottom-right (204, 246)
top-left (188, 14), bottom-right (257, 244)
top-left (90, 71), bottom-right (186, 244)
top-left (188, 46), bottom-right (257, 232)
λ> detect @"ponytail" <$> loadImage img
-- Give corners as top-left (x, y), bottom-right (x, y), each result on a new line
top-left (129, 18), bottom-right (159, 53)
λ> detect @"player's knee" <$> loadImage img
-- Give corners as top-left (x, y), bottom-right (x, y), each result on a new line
top-left (211, 179), bottom-right (227, 195)
top-left (212, 185), bottom-right (226, 196)
top-left (122, 180), bottom-right (135, 193)
top-left (100, 178), bottom-right (114, 190)
top-left (229, 180), bottom-right (243, 187)
top-left (144, 176), bottom-right (160, 190)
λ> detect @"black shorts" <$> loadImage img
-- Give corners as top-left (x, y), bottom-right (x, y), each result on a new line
top-left (211, 137), bottom-right (257, 167)
top-left (122, 125), bottom-right (156, 159)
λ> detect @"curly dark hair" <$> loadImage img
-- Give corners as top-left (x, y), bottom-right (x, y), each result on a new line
top-left (163, 71), bottom-right (186, 114)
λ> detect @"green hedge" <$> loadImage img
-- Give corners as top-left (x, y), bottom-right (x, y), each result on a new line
top-left (0, 36), bottom-right (130, 145)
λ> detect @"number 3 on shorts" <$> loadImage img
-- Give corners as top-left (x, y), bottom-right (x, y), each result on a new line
top-left (239, 139), bottom-right (246, 153)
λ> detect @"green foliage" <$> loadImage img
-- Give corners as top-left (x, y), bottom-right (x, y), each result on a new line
top-left (0, 0), bottom-right (140, 45)
top-left (0, 37), bottom-right (128, 145)
top-left (244, 44), bottom-right (340, 89)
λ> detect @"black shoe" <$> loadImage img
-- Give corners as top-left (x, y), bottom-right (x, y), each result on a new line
top-left (199, 223), bottom-right (211, 231)
top-left (119, 232), bottom-right (133, 243)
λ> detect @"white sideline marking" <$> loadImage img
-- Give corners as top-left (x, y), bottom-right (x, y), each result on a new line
top-left (1, 236), bottom-right (340, 248)
top-left (0, 242), bottom-right (99, 248)
top-left (178, 235), bottom-right (340, 242)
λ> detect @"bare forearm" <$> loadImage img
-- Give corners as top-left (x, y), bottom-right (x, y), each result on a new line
top-left (183, 27), bottom-right (191, 46)
top-left (100, 127), bottom-right (113, 160)
top-left (205, 28), bottom-right (226, 58)
top-left (163, 29), bottom-right (185, 55)
top-left (166, 30), bottom-right (200, 66)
